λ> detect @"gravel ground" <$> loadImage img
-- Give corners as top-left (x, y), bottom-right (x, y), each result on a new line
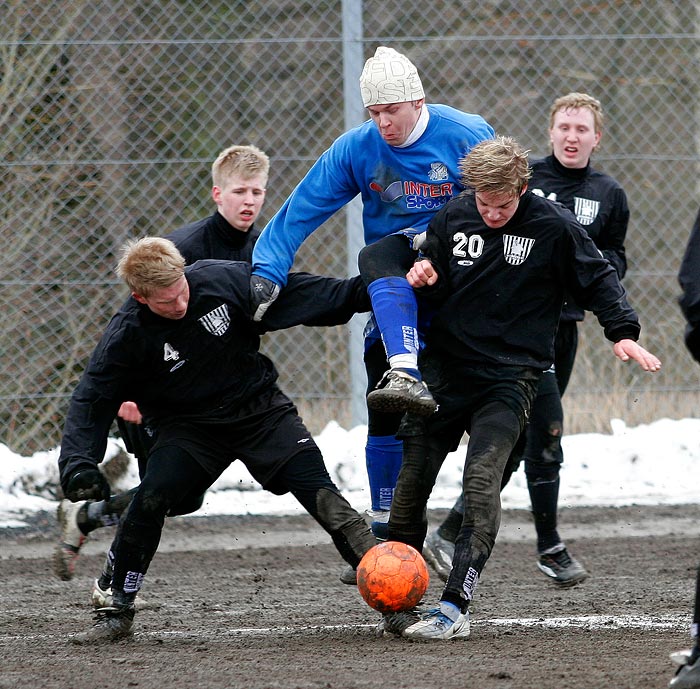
top-left (1, 504), bottom-right (698, 689)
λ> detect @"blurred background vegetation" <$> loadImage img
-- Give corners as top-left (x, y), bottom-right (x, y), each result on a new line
top-left (1, 0), bottom-right (698, 454)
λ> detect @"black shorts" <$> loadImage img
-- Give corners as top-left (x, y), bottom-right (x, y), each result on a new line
top-left (151, 385), bottom-right (318, 489)
top-left (399, 352), bottom-right (541, 445)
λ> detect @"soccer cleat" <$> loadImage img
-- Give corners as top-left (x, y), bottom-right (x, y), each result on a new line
top-left (91, 579), bottom-right (152, 611)
top-left (536, 545), bottom-right (588, 587)
top-left (376, 608), bottom-right (422, 637)
top-left (366, 370), bottom-right (437, 417)
top-left (71, 605), bottom-right (135, 643)
top-left (670, 648), bottom-right (700, 689)
top-left (423, 530), bottom-right (455, 582)
top-left (53, 499), bottom-right (87, 581)
top-left (402, 601), bottom-right (470, 641)
top-left (339, 565), bottom-right (357, 585)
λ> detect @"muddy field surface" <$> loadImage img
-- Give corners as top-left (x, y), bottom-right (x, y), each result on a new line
top-left (1, 504), bottom-right (698, 689)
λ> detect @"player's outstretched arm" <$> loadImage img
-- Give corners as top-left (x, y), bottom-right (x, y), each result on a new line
top-left (613, 339), bottom-right (662, 372)
top-left (407, 259), bottom-right (439, 288)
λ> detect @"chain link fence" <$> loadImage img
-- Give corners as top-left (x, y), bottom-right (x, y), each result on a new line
top-left (1, 0), bottom-right (698, 454)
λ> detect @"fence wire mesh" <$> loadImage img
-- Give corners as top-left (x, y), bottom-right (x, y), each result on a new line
top-left (1, 0), bottom-right (698, 453)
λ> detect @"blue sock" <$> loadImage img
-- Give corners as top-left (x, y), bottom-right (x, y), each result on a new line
top-left (365, 434), bottom-right (403, 512)
top-left (439, 601), bottom-right (462, 618)
top-left (367, 277), bottom-right (419, 375)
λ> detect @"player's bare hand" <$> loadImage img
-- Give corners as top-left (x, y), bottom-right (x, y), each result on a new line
top-left (118, 401), bottom-right (143, 424)
top-left (407, 259), bottom-right (438, 288)
top-left (613, 339), bottom-right (662, 372)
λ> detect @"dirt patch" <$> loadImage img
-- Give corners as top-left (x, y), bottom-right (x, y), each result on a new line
top-left (0, 505), bottom-right (696, 689)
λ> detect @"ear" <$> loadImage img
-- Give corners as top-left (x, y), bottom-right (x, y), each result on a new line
top-left (211, 186), bottom-right (221, 205)
top-left (520, 182), bottom-right (528, 196)
top-left (133, 292), bottom-right (147, 305)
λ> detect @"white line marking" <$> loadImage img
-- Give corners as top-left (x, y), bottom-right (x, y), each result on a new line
top-left (0, 613), bottom-right (689, 644)
top-left (482, 614), bottom-right (688, 630)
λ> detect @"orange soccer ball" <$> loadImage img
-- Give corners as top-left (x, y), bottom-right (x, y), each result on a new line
top-left (356, 541), bottom-right (430, 613)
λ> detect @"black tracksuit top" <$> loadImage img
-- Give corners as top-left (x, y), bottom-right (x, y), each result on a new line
top-left (679, 207), bottom-right (700, 362)
top-left (529, 155), bottom-right (630, 322)
top-left (418, 190), bottom-right (640, 371)
top-left (166, 211), bottom-right (260, 264)
top-left (58, 260), bottom-right (368, 485)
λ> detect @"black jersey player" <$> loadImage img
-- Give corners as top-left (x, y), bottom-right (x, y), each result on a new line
top-left (58, 237), bottom-right (377, 642)
top-left (380, 137), bottom-right (659, 640)
top-left (424, 93), bottom-right (631, 588)
top-left (668, 207), bottom-right (700, 689)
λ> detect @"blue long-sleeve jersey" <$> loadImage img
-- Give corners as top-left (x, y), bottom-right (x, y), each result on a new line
top-left (252, 104), bottom-right (494, 286)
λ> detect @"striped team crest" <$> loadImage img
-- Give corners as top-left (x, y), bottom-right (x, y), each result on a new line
top-left (503, 235), bottom-right (535, 265)
top-left (199, 304), bottom-right (230, 336)
top-left (574, 197), bottom-right (600, 226)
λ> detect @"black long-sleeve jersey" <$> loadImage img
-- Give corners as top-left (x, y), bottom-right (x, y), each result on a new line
top-left (418, 191), bottom-right (640, 371)
top-left (679, 207), bottom-right (700, 362)
top-left (58, 260), bottom-right (368, 490)
top-left (529, 154), bottom-right (629, 322)
top-left (165, 211), bottom-right (260, 264)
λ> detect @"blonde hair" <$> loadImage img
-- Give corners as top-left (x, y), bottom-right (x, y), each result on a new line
top-left (548, 92), bottom-right (604, 133)
top-left (211, 144), bottom-right (270, 188)
top-left (117, 237), bottom-right (185, 297)
top-left (459, 136), bottom-right (531, 197)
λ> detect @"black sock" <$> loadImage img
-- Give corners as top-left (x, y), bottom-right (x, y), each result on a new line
top-left (97, 551), bottom-right (114, 591)
top-left (527, 476), bottom-right (561, 552)
top-left (84, 488), bottom-right (137, 534)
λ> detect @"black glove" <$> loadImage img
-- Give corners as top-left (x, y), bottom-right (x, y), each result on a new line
top-left (65, 468), bottom-right (111, 502)
top-left (249, 274), bottom-right (280, 322)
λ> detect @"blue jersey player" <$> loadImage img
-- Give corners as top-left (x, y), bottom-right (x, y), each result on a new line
top-left (249, 47), bottom-right (494, 546)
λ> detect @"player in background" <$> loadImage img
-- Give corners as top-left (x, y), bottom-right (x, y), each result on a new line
top-left (423, 93), bottom-right (629, 587)
top-left (59, 237), bottom-right (378, 642)
top-left (669, 206), bottom-right (700, 688)
top-left (53, 145), bottom-right (270, 600)
top-left (249, 46), bottom-right (493, 545)
top-left (379, 137), bottom-right (660, 640)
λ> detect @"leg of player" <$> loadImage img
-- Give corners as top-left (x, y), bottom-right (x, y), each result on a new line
top-left (524, 370), bottom-right (587, 586)
top-left (404, 403), bottom-right (522, 641)
top-left (421, 431), bottom-right (526, 582)
top-left (54, 418), bottom-right (156, 582)
top-left (379, 431), bottom-right (451, 636)
top-left (423, 372), bottom-right (587, 587)
top-left (275, 446), bottom-right (378, 569)
top-left (363, 336), bottom-right (404, 541)
top-left (53, 488), bottom-right (137, 581)
top-left (89, 489), bottom-right (203, 611)
top-left (359, 235), bottom-right (436, 417)
top-left (423, 496), bottom-right (460, 582)
top-left (669, 564), bottom-right (700, 688)
top-left (72, 447), bottom-right (210, 643)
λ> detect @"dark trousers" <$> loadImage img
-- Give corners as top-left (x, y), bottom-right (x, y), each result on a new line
top-left (110, 444), bottom-right (375, 599)
top-left (502, 319), bottom-right (579, 486)
top-left (389, 356), bottom-right (538, 612)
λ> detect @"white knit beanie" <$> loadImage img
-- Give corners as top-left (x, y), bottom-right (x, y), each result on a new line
top-left (359, 46), bottom-right (425, 107)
